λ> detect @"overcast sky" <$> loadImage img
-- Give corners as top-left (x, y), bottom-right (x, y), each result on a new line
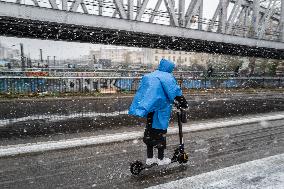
top-left (0, 0), bottom-right (223, 60)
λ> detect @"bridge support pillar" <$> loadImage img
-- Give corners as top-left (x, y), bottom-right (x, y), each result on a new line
top-left (178, 0), bottom-right (185, 27)
top-left (280, 0), bottom-right (284, 42)
top-left (98, 0), bottom-right (103, 16)
top-left (251, 0), bottom-right (260, 38)
top-left (61, 0), bottom-right (68, 11)
top-left (128, 0), bottom-right (133, 20)
top-left (198, 0), bottom-right (203, 30)
top-left (219, 0), bottom-right (228, 34)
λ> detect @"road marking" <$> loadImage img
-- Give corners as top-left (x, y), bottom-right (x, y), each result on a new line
top-left (0, 112), bottom-right (284, 157)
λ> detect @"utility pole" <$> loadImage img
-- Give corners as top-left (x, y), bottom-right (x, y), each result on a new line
top-left (39, 49), bottom-right (43, 68)
top-left (47, 56), bottom-right (50, 67)
top-left (27, 58), bottom-right (32, 68)
top-left (20, 43), bottom-right (25, 71)
top-left (53, 56), bottom-right (56, 66)
top-left (93, 55), bottom-right (97, 64)
top-left (28, 53), bottom-right (32, 68)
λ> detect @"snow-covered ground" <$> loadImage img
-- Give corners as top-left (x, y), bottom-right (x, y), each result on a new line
top-left (147, 153), bottom-right (284, 189)
top-left (0, 110), bottom-right (128, 127)
top-left (0, 111), bottom-right (283, 157)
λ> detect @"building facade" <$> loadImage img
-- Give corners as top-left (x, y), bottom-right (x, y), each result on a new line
top-left (0, 42), bottom-right (19, 60)
top-left (152, 49), bottom-right (209, 67)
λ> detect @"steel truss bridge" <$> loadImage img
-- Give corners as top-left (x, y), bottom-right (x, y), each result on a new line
top-left (0, 0), bottom-right (283, 59)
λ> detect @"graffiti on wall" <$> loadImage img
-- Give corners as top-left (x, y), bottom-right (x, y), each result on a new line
top-left (25, 72), bottom-right (49, 77)
top-left (0, 78), bottom-right (130, 93)
top-left (0, 78), bottom-right (283, 94)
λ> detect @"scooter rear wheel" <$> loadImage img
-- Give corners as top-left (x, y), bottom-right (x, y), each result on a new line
top-left (130, 161), bottom-right (143, 175)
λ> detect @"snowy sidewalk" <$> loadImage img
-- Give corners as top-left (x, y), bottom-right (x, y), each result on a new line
top-left (147, 153), bottom-right (284, 189)
top-left (0, 112), bottom-right (283, 158)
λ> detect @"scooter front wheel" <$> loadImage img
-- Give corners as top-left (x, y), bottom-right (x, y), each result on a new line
top-left (178, 152), bottom-right (189, 164)
top-left (130, 161), bottom-right (143, 175)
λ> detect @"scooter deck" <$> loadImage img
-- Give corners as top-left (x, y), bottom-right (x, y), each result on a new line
top-left (142, 163), bottom-right (158, 169)
top-left (141, 159), bottom-right (178, 170)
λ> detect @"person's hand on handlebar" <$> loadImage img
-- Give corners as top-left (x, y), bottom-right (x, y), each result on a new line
top-left (174, 95), bottom-right (188, 111)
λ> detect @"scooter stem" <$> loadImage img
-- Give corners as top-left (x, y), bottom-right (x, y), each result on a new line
top-left (177, 111), bottom-right (184, 146)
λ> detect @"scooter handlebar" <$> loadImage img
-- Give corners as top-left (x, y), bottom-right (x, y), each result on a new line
top-left (173, 100), bottom-right (188, 111)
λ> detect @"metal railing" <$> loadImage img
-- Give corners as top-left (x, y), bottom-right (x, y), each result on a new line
top-left (0, 76), bottom-right (283, 95)
top-left (0, 0), bottom-right (281, 41)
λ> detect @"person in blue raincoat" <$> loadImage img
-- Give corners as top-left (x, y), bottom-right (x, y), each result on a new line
top-left (129, 59), bottom-right (188, 165)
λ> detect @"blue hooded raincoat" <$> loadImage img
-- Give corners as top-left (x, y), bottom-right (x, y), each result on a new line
top-left (128, 59), bottom-right (182, 130)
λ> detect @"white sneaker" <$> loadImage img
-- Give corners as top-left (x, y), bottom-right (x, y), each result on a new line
top-left (157, 158), bottom-right (171, 165)
top-left (146, 158), bottom-right (157, 165)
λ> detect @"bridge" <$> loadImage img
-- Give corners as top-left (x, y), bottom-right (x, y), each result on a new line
top-left (0, 0), bottom-right (284, 59)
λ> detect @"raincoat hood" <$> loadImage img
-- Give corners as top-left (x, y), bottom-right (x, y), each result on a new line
top-left (158, 59), bottom-right (175, 73)
top-left (129, 59), bottom-right (182, 130)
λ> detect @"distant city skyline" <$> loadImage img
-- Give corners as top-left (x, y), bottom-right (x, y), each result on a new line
top-left (0, 36), bottom-right (141, 60)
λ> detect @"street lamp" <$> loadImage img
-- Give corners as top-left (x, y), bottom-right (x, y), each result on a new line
top-left (39, 49), bottom-right (43, 68)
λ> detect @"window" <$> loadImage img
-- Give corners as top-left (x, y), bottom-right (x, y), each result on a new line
top-left (185, 57), bottom-right (187, 62)
top-left (168, 56), bottom-right (171, 60)
top-left (173, 56), bottom-right (175, 61)
top-left (155, 56), bottom-right (158, 61)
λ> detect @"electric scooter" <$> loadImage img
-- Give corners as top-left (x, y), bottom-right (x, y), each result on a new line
top-left (130, 104), bottom-right (189, 175)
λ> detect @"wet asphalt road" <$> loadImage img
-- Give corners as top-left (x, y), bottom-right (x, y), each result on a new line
top-left (0, 117), bottom-right (283, 189)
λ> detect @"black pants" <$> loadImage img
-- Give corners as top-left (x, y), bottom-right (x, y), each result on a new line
top-left (147, 144), bottom-right (164, 160)
top-left (143, 112), bottom-right (167, 160)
